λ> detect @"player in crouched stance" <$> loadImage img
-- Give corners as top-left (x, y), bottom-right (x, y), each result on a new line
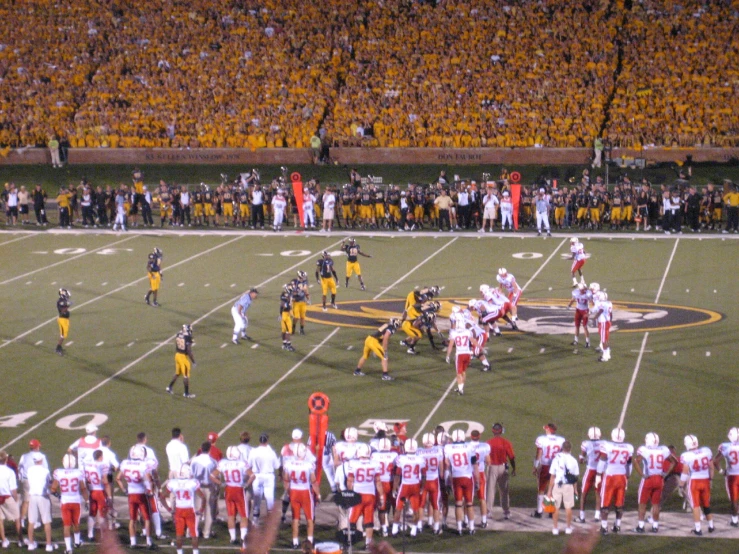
top-left (596, 428), bottom-right (633, 535)
top-left (354, 318), bottom-right (399, 381)
top-left (633, 432), bottom-right (670, 533)
top-left (346, 444), bottom-right (380, 548)
top-left (282, 444), bottom-right (319, 549)
top-left (51, 454), bottom-right (88, 554)
top-left (715, 427), bottom-right (739, 528)
top-left (159, 464), bottom-right (205, 554)
top-left (680, 435), bottom-right (715, 535)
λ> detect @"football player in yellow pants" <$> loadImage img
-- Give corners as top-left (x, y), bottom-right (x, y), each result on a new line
top-left (354, 319), bottom-right (399, 381)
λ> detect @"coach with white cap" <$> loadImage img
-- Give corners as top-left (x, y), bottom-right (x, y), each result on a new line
top-left (17, 440), bottom-right (48, 530)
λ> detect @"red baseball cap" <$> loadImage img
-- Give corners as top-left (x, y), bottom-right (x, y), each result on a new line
top-left (208, 432), bottom-right (218, 443)
top-left (29, 439), bottom-right (41, 449)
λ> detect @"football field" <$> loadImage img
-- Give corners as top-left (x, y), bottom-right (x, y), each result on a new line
top-left (1, 228), bottom-right (738, 553)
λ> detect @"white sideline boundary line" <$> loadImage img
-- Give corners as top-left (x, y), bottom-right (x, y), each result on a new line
top-left (0, 235), bottom-right (138, 285)
top-left (373, 237), bottom-right (458, 300)
top-left (0, 236), bottom-right (243, 350)
top-left (413, 238), bottom-right (567, 439)
top-left (0, 233), bottom-right (37, 247)
top-left (218, 327), bottom-right (341, 437)
top-left (0, 238), bottom-right (345, 451)
top-left (617, 238), bottom-right (680, 429)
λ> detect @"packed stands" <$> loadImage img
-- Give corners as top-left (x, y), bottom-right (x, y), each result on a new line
top-left (0, 0), bottom-right (737, 149)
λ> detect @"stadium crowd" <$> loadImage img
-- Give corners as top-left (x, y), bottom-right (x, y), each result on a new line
top-left (0, 0), bottom-right (737, 150)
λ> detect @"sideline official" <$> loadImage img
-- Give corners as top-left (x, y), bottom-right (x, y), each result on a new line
top-left (485, 423), bottom-right (515, 519)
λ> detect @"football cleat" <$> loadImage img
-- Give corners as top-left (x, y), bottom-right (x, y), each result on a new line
top-left (634, 526), bottom-right (644, 533)
top-left (183, 393), bottom-right (196, 399)
top-left (381, 374), bottom-right (395, 381)
top-left (612, 525), bottom-right (620, 533)
top-left (531, 511), bottom-right (542, 519)
top-left (692, 529), bottom-right (702, 536)
top-left (406, 348), bottom-right (416, 355)
top-left (353, 369), bottom-right (365, 377)
top-left (144, 295), bottom-right (150, 305)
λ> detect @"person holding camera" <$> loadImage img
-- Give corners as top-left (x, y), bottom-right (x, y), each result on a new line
top-left (546, 440), bottom-right (579, 535)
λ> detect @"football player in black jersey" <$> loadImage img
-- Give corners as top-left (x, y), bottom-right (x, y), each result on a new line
top-left (280, 284), bottom-right (296, 351)
top-left (354, 318), bottom-right (400, 381)
top-left (56, 288), bottom-right (71, 355)
top-left (167, 324), bottom-right (196, 398)
top-left (291, 271), bottom-right (310, 335)
top-left (315, 251), bottom-right (338, 311)
top-left (341, 238), bottom-right (371, 290)
top-left (145, 247), bottom-right (163, 306)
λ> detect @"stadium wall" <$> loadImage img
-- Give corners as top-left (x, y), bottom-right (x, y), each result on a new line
top-left (1, 147), bottom-right (738, 166)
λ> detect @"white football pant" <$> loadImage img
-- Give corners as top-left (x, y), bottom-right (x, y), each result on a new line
top-left (536, 211), bottom-right (551, 231)
top-left (232, 306), bottom-right (247, 336)
top-left (273, 208), bottom-right (285, 229)
top-left (501, 210), bottom-right (513, 229)
top-left (252, 474), bottom-right (275, 512)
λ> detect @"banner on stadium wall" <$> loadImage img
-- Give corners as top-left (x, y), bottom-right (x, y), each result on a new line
top-left (291, 172), bottom-right (305, 228)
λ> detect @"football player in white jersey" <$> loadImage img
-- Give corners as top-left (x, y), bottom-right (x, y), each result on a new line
top-left (392, 439), bottom-right (425, 537)
top-left (715, 427), bottom-right (739, 527)
top-left (469, 430), bottom-right (491, 528)
top-left (370, 438), bottom-right (397, 537)
top-left (247, 433), bottom-right (280, 525)
top-left (346, 444), bottom-right (381, 548)
top-left (596, 428), bottom-right (634, 535)
top-left (283, 444), bottom-right (319, 549)
top-left (576, 427), bottom-right (602, 523)
top-left (279, 429), bottom-right (315, 524)
top-left (680, 435), bottom-right (714, 535)
top-left (210, 447), bottom-right (253, 545)
top-left (116, 446), bottom-right (156, 548)
top-left (448, 323), bottom-right (478, 395)
top-left (417, 433), bottom-right (443, 535)
top-left (591, 291), bottom-right (613, 361)
top-left (532, 424), bottom-right (566, 518)
top-left (443, 430), bottom-right (478, 535)
top-left (569, 237), bottom-right (587, 287)
top-left (634, 432), bottom-right (670, 532)
top-left (83, 450), bottom-right (112, 542)
top-left (159, 464), bottom-right (205, 554)
top-left (333, 428), bottom-right (360, 466)
top-left (51, 454), bottom-right (89, 553)
top-left (567, 283), bottom-right (592, 348)
top-left (496, 268), bottom-right (521, 321)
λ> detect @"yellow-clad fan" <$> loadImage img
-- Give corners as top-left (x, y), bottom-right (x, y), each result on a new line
top-left (354, 318), bottom-right (400, 381)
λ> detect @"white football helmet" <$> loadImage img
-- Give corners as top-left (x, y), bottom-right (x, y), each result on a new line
top-left (498, 268), bottom-right (507, 276)
top-left (729, 427), bottom-right (739, 443)
top-left (451, 429), bottom-right (466, 443)
top-left (611, 428), bottom-right (625, 443)
top-left (226, 446), bottom-right (240, 460)
top-left (645, 432), bottom-right (660, 448)
top-left (421, 433), bottom-right (436, 448)
top-left (595, 291), bottom-right (607, 302)
top-left (129, 445), bottom-right (146, 460)
top-left (378, 438), bottom-right (392, 452)
top-left (345, 427), bottom-right (358, 442)
top-left (179, 464), bottom-right (192, 479)
top-left (404, 439), bottom-right (418, 454)
top-left (578, 282), bottom-right (588, 291)
top-left (587, 427), bottom-right (601, 441)
top-left (436, 432), bottom-right (448, 446)
top-left (372, 421), bottom-right (387, 434)
top-left (295, 443), bottom-right (309, 460)
top-left (62, 454), bottom-right (76, 469)
top-left (570, 237), bottom-right (579, 244)
top-left (356, 443), bottom-right (371, 459)
top-left (468, 299), bottom-right (477, 309)
top-left (479, 284), bottom-right (490, 293)
top-left (684, 434), bottom-right (699, 450)
top-left (590, 282), bottom-right (601, 293)
top-left (451, 305), bottom-right (460, 314)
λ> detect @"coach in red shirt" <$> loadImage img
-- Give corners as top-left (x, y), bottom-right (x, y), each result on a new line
top-left (485, 423), bottom-right (516, 519)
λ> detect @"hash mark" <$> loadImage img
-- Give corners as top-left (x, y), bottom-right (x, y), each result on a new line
top-left (347, 345), bottom-right (354, 350)
top-left (251, 343), bottom-right (259, 349)
top-left (76, 282), bottom-right (82, 285)
top-left (101, 282), bottom-right (107, 286)
top-left (127, 342), bottom-right (135, 347)
top-left (220, 343), bottom-right (228, 348)
top-left (706, 351), bottom-right (711, 357)
top-left (178, 283), bottom-right (184, 287)
top-left (205, 283), bottom-right (210, 287)
top-left (672, 351), bottom-right (677, 356)
top-left (96, 341), bottom-right (104, 347)
top-left (66, 341), bottom-right (74, 346)
top-left (539, 348), bottom-right (546, 353)
top-left (35, 340), bottom-right (43, 345)
top-left (507, 347), bottom-right (513, 353)
top-left (230, 284), bottom-right (236, 288)
top-left (26, 281), bottom-right (32, 285)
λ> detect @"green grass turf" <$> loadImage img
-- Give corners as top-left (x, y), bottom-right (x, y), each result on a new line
top-left (0, 233), bottom-right (736, 552)
top-left (1, 161), bottom-right (739, 194)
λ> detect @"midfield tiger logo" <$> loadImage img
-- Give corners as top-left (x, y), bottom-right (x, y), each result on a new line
top-left (305, 298), bottom-right (722, 334)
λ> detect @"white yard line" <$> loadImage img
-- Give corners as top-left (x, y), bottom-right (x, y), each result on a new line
top-left (617, 238), bottom-right (680, 429)
top-left (0, 236), bottom-right (244, 350)
top-left (218, 327), bottom-right (341, 437)
top-left (0, 239), bottom-right (345, 451)
top-left (0, 233), bottom-right (37, 247)
top-left (0, 236), bottom-right (138, 286)
top-left (373, 237), bottom-right (459, 300)
top-left (412, 238), bottom-right (567, 439)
